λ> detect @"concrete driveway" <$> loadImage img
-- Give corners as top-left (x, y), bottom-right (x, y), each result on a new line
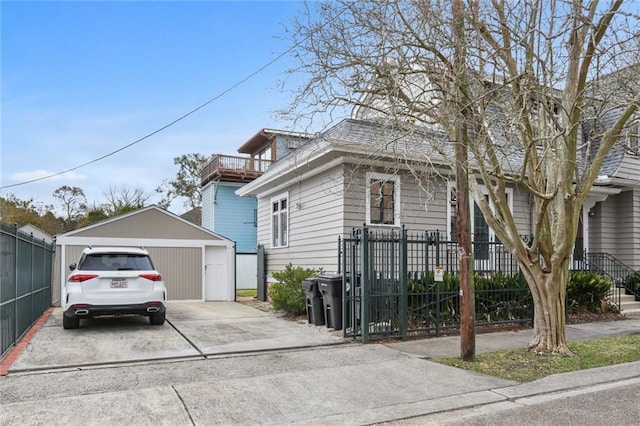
top-left (8, 302), bottom-right (345, 373)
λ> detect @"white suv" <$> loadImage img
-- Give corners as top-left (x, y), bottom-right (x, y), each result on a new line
top-left (63, 246), bottom-right (167, 329)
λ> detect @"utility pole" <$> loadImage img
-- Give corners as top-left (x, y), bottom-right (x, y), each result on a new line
top-left (452, 0), bottom-right (475, 362)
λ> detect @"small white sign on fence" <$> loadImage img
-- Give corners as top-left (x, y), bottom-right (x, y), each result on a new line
top-left (434, 266), bottom-right (444, 282)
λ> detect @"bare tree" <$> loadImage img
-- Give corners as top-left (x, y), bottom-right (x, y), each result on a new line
top-left (102, 184), bottom-right (150, 216)
top-left (53, 185), bottom-right (87, 228)
top-left (284, 0), bottom-right (640, 355)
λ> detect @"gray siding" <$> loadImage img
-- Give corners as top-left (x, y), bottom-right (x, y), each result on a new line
top-left (615, 153), bottom-right (640, 181)
top-left (632, 189), bottom-right (640, 270)
top-left (613, 190), bottom-right (640, 269)
top-left (258, 161), bottom-right (534, 281)
top-left (590, 197), bottom-right (619, 255)
top-left (343, 167), bottom-right (449, 233)
top-left (258, 165), bottom-right (345, 277)
top-left (589, 190), bottom-right (640, 270)
top-left (147, 247), bottom-right (202, 301)
top-left (511, 186), bottom-right (533, 236)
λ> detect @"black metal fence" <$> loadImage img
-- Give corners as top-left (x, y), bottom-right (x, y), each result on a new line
top-left (1, 223), bottom-right (54, 358)
top-left (339, 227), bottom-right (533, 343)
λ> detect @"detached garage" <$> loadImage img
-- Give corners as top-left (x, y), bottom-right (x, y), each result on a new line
top-left (52, 205), bottom-right (236, 305)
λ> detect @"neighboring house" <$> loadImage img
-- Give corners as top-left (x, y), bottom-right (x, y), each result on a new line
top-left (180, 207), bottom-right (202, 226)
top-left (18, 224), bottom-right (53, 245)
top-left (200, 128), bottom-right (312, 287)
top-left (53, 205), bottom-right (236, 304)
top-left (236, 116), bottom-right (640, 283)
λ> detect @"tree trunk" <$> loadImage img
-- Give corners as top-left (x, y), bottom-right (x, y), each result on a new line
top-left (521, 261), bottom-right (573, 356)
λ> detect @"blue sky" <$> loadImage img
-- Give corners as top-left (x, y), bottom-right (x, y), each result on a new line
top-left (2, 1), bottom-right (329, 215)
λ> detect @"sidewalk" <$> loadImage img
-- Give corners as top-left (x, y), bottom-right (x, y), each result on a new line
top-left (385, 316), bottom-right (640, 358)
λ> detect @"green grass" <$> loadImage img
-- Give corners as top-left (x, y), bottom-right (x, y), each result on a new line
top-left (431, 334), bottom-right (640, 383)
top-left (236, 289), bottom-right (257, 298)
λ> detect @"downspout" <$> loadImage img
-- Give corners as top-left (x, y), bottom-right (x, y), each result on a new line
top-left (213, 180), bottom-right (219, 203)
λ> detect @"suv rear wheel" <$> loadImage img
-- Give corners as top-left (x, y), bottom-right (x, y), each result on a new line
top-left (149, 311), bottom-right (166, 325)
top-left (63, 315), bottom-right (80, 330)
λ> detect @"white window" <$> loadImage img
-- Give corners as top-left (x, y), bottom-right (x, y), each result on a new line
top-left (447, 182), bottom-right (513, 270)
top-left (271, 193), bottom-right (288, 248)
top-left (366, 172), bottom-right (400, 226)
top-left (446, 181), bottom-right (513, 246)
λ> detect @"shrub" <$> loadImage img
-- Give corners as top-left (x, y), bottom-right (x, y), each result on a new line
top-left (624, 271), bottom-right (640, 298)
top-left (567, 271), bottom-right (614, 314)
top-left (269, 263), bottom-right (324, 315)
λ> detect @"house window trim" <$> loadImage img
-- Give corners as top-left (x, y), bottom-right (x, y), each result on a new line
top-left (446, 181), bottom-right (514, 241)
top-left (625, 122), bottom-right (639, 156)
top-left (366, 172), bottom-right (401, 227)
top-left (271, 192), bottom-right (289, 249)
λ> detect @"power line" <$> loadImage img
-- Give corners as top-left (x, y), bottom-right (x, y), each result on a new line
top-left (0, 49), bottom-right (291, 190)
top-left (1, 5), bottom-right (344, 190)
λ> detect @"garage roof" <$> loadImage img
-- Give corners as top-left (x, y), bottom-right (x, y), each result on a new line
top-left (56, 205), bottom-right (233, 242)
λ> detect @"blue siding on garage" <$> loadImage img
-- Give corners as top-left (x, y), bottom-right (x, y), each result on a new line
top-left (213, 184), bottom-right (258, 253)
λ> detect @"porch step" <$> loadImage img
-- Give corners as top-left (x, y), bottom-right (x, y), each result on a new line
top-left (610, 289), bottom-right (640, 317)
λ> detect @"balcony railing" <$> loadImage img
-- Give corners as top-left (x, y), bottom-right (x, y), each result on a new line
top-left (201, 154), bottom-right (273, 185)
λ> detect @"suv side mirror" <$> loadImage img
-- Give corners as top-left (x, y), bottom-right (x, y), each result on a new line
top-left (69, 263), bottom-right (77, 271)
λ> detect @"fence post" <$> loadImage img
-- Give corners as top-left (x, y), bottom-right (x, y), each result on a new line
top-left (337, 236), bottom-right (342, 274)
top-left (435, 231), bottom-right (441, 336)
top-left (435, 231), bottom-right (441, 268)
top-left (30, 233), bottom-right (34, 325)
top-left (399, 227), bottom-right (408, 340)
top-left (361, 225), bottom-right (370, 344)
top-left (13, 225), bottom-right (19, 349)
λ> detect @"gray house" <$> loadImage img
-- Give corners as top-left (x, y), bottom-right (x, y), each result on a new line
top-left (237, 117), bottom-right (640, 283)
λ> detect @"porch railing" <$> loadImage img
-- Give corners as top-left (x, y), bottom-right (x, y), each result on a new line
top-left (579, 252), bottom-right (637, 304)
top-left (201, 154), bottom-right (273, 185)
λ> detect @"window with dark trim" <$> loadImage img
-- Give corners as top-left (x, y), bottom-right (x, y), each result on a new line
top-left (366, 173), bottom-right (400, 226)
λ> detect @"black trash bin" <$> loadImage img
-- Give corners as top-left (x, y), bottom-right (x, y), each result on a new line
top-left (318, 274), bottom-right (343, 330)
top-left (344, 272), bottom-right (361, 330)
top-left (302, 278), bottom-right (325, 325)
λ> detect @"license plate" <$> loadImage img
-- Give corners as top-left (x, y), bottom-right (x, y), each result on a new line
top-left (111, 279), bottom-right (127, 288)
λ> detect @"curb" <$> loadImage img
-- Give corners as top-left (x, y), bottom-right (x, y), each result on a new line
top-left (0, 308), bottom-right (54, 376)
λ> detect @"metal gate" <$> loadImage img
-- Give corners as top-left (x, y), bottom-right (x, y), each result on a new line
top-left (256, 244), bottom-right (267, 301)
